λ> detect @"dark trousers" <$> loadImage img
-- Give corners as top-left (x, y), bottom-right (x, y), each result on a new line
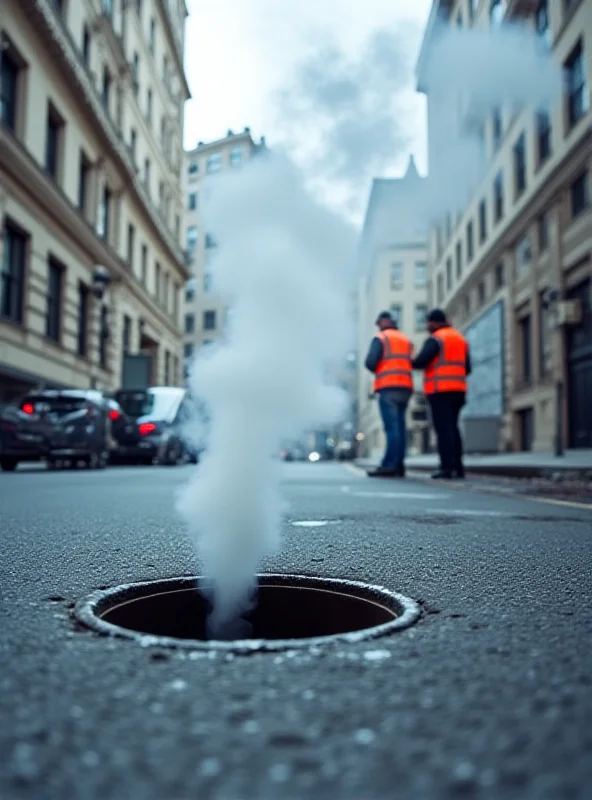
top-left (428, 392), bottom-right (466, 474)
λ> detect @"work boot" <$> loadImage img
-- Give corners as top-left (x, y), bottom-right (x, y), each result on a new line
top-left (367, 467), bottom-right (398, 478)
top-left (394, 464), bottom-right (405, 478)
top-left (431, 470), bottom-right (454, 479)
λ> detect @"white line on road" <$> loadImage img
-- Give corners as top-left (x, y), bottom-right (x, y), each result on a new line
top-left (340, 486), bottom-right (450, 500)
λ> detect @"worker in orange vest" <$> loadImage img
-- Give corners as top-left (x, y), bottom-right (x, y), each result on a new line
top-left (364, 311), bottom-right (414, 478)
top-left (412, 308), bottom-right (471, 479)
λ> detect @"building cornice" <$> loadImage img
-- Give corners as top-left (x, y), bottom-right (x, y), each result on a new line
top-left (21, 0), bottom-right (186, 270)
top-left (0, 125), bottom-right (183, 340)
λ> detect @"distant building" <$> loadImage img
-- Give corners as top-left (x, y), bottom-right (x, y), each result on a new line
top-left (0, 0), bottom-right (190, 401)
top-left (357, 156), bottom-right (430, 461)
top-left (417, 0), bottom-right (592, 452)
top-left (182, 129), bottom-right (267, 374)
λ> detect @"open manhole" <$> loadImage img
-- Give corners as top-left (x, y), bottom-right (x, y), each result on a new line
top-left (74, 574), bottom-right (420, 653)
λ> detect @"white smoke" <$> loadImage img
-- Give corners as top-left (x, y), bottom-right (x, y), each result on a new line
top-left (421, 21), bottom-right (563, 219)
top-left (177, 152), bottom-right (356, 636)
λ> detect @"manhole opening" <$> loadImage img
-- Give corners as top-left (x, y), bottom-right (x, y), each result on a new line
top-left (75, 574), bottom-right (420, 652)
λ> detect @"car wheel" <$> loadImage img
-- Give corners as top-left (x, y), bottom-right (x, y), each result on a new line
top-left (163, 440), bottom-right (183, 466)
top-left (0, 457), bottom-right (18, 472)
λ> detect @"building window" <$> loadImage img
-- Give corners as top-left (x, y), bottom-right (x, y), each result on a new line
top-left (122, 314), bottom-right (132, 354)
top-left (513, 133), bottom-right (526, 197)
top-left (515, 235), bottom-right (532, 278)
top-left (132, 52), bottom-right (140, 95)
top-left (206, 153), bottom-right (222, 173)
top-left (455, 241), bottom-right (462, 278)
top-left (164, 350), bottom-right (170, 385)
top-left (539, 291), bottom-right (552, 377)
top-left (537, 212), bottom-right (549, 251)
top-left (135, 0), bottom-right (142, 15)
top-left (1, 45), bottom-right (20, 134)
top-left (494, 171), bottom-right (504, 222)
top-left (163, 272), bottom-right (170, 313)
top-left (389, 304), bottom-right (402, 326)
top-left (570, 170), bottom-right (590, 217)
top-left (230, 147), bottom-right (242, 166)
top-left (102, 66), bottom-right (111, 110)
top-left (495, 262), bottom-right (505, 289)
top-left (127, 223), bottom-right (135, 269)
top-left (414, 262), bottom-right (427, 288)
top-left (140, 244), bottom-right (147, 285)
top-left (102, 0), bottom-right (113, 15)
top-left (188, 160), bottom-right (198, 175)
top-left (519, 315), bottom-right (532, 383)
top-left (390, 262), bottom-right (403, 289)
top-left (45, 104), bottom-right (63, 181)
top-left (185, 313), bottom-right (194, 334)
top-left (535, 0), bottom-right (550, 46)
top-left (456, 11), bottom-right (463, 27)
top-left (477, 280), bottom-right (486, 307)
top-left (99, 304), bottom-right (108, 369)
top-left (203, 310), bottom-right (217, 330)
top-left (82, 25), bottom-right (91, 65)
top-left (466, 222), bottom-right (474, 262)
top-left (46, 258), bottom-right (63, 342)
top-left (163, 55), bottom-right (169, 85)
top-left (469, 0), bottom-right (479, 20)
top-left (446, 258), bottom-right (452, 291)
top-left (478, 199), bottom-right (487, 243)
top-left (205, 233), bottom-right (216, 249)
top-left (415, 304), bottom-right (427, 332)
top-left (78, 151), bottom-right (90, 215)
top-left (187, 226), bottom-right (198, 249)
top-left (143, 158), bottom-right (151, 191)
top-left (437, 273), bottom-right (444, 304)
top-left (129, 127), bottom-right (137, 165)
top-left (188, 192), bottom-right (197, 210)
top-left (146, 88), bottom-right (152, 124)
top-left (149, 18), bottom-right (156, 53)
top-left (185, 279), bottom-right (195, 302)
top-left (565, 41), bottom-right (589, 129)
top-left (77, 282), bottom-right (89, 357)
top-left (184, 343), bottom-right (194, 359)
top-left (97, 185), bottom-right (111, 241)
top-left (1, 221), bottom-right (26, 324)
top-left (536, 111), bottom-right (551, 166)
top-left (492, 107), bottom-right (503, 150)
top-left (463, 294), bottom-right (471, 318)
top-left (204, 273), bottom-right (212, 292)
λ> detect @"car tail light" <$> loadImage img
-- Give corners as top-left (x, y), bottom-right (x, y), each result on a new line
top-left (139, 422), bottom-right (157, 436)
top-left (21, 403), bottom-right (35, 415)
top-left (109, 409), bottom-right (120, 421)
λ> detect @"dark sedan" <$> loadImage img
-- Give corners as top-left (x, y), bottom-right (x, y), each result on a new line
top-left (0, 390), bottom-right (118, 471)
top-left (111, 387), bottom-right (198, 466)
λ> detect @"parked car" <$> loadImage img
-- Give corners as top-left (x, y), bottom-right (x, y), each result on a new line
top-left (0, 390), bottom-right (118, 472)
top-left (111, 387), bottom-right (199, 466)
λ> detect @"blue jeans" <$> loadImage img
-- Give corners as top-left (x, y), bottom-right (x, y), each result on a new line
top-left (378, 391), bottom-right (409, 470)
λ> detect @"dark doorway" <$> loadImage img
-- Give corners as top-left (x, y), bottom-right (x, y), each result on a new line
top-left (518, 407), bottom-right (534, 451)
top-left (567, 279), bottom-right (592, 448)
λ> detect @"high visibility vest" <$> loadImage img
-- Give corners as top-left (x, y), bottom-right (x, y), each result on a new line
top-left (424, 327), bottom-right (468, 395)
top-left (373, 329), bottom-right (414, 393)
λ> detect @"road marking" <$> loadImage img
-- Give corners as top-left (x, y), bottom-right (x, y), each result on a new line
top-left (523, 495), bottom-right (592, 511)
top-left (343, 463), bottom-right (366, 479)
top-left (291, 520), bottom-right (334, 528)
top-left (341, 486), bottom-right (449, 500)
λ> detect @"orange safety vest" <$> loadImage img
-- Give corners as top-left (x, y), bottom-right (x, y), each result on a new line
top-left (373, 329), bottom-right (414, 393)
top-left (424, 326), bottom-right (468, 395)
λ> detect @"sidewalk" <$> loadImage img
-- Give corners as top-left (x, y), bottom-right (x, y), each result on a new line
top-left (357, 449), bottom-right (592, 479)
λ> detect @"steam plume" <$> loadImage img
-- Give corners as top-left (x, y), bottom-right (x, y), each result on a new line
top-left (177, 152), bottom-right (355, 636)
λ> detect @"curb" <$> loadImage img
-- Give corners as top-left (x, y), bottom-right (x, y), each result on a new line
top-left (355, 461), bottom-right (592, 481)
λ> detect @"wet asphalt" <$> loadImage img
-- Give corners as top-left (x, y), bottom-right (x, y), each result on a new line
top-left (0, 461), bottom-right (591, 800)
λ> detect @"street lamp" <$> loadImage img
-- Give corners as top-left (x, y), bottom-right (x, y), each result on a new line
top-left (92, 265), bottom-right (112, 300)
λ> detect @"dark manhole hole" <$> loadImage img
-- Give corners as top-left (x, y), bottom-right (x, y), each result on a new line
top-left (74, 574), bottom-right (420, 653)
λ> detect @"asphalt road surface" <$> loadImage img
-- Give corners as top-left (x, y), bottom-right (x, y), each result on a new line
top-left (1, 462), bottom-right (591, 800)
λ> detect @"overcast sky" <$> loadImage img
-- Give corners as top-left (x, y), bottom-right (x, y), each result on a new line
top-left (182, 0), bottom-right (432, 216)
